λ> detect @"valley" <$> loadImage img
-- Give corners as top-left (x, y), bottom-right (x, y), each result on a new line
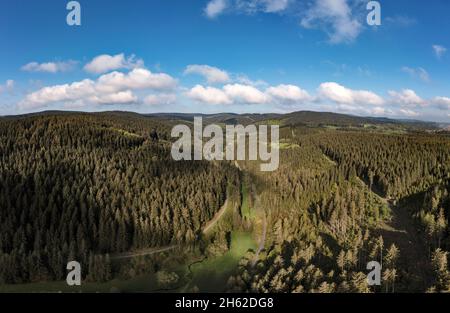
top-left (0, 110), bottom-right (449, 293)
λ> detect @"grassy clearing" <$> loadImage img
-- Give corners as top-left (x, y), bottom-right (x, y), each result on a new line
top-left (185, 231), bottom-right (257, 292)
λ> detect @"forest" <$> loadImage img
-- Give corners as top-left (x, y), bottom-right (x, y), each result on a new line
top-left (0, 111), bottom-right (449, 293)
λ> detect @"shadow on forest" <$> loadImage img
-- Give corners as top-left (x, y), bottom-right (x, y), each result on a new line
top-left (373, 191), bottom-right (433, 292)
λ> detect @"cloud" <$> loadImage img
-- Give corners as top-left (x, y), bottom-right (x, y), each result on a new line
top-left (432, 96), bottom-right (450, 111)
top-left (235, 75), bottom-right (268, 87)
top-left (90, 91), bottom-right (138, 105)
top-left (19, 79), bottom-right (96, 110)
top-left (223, 83), bottom-right (269, 104)
top-left (204, 0), bottom-right (289, 18)
top-left (186, 85), bottom-right (232, 105)
top-left (186, 83), bottom-right (270, 105)
top-left (184, 64), bottom-right (230, 84)
top-left (204, 0), bottom-right (228, 18)
top-left (144, 93), bottom-right (177, 106)
top-left (388, 89), bottom-right (426, 107)
top-left (96, 68), bottom-right (177, 92)
top-left (235, 0), bottom-right (290, 13)
top-left (371, 106), bottom-right (392, 116)
top-left (84, 53), bottom-right (144, 74)
top-left (266, 84), bottom-right (312, 103)
top-left (263, 0), bottom-right (290, 13)
top-left (21, 61), bottom-right (77, 73)
top-left (317, 82), bottom-right (385, 106)
top-left (204, 0), bottom-right (365, 44)
top-left (398, 109), bottom-right (419, 117)
top-left (433, 45), bottom-right (447, 59)
top-left (401, 66), bottom-right (430, 82)
top-left (0, 80), bottom-right (14, 94)
top-left (300, 0), bottom-right (362, 44)
top-left (19, 68), bottom-right (176, 110)
top-left (187, 82), bottom-right (312, 106)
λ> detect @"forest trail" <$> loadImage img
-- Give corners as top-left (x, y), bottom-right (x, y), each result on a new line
top-left (111, 245), bottom-right (177, 260)
top-left (203, 199), bottom-right (229, 234)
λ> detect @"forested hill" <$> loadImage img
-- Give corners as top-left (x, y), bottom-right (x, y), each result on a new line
top-left (146, 110), bottom-right (442, 130)
top-left (0, 111), bottom-right (448, 289)
top-left (0, 112), bottom-right (238, 283)
top-left (2, 110), bottom-right (443, 130)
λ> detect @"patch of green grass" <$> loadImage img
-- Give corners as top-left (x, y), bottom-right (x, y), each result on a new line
top-left (186, 231), bottom-right (256, 292)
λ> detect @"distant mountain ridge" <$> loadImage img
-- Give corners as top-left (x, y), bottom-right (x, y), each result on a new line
top-left (1, 110), bottom-right (444, 130)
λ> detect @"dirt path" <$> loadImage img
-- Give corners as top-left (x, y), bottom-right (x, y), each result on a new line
top-left (111, 245), bottom-right (178, 260)
top-left (203, 199), bottom-right (229, 234)
top-left (111, 198), bottom-right (229, 259)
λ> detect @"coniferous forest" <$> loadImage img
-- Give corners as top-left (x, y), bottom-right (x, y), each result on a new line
top-left (0, 111), bottom-right (449, 293)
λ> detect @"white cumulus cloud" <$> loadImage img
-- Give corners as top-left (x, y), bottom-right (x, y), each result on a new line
top-left (19, 68), bottom-right (176, 110)
top-left (184, 64), bottom-right (230, 84)
top-left (300, 0), bottom-right (362, 44)
top-left (204, 0), bottom-right (228, 18)
top-left (223, 83), bottom-right (269, 104)
top-left (84, 53), bottom-right (144, 74)
top-left (186, 83), bottom-right (270, 105)
top-left (318, 82), bottom-right (385, 106)
top-left (398, 109), bottom-right (419, 117)
top-left (432, 96), bottom-right (450, 111)
top-left (388, 89), bottom-right (426, 107)
top-left (186, 85), bottom-right (232, 105)
top-left (187, 82), bottom-right (311, 106)
top-left (96, 68), bottom-right (177, 93)
top-left (144, 93), bottom-right (177, 106)
top-left (89, 91), bottom-right (138, 105)
top-left (266, 84), bottom-right (312, 103)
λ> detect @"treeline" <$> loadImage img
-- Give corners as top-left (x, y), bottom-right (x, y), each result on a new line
top-left (0, 114), bottom-right (238, 283)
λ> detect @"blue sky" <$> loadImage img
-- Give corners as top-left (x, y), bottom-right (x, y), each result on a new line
top-left (0, 0), bottom-right (449, 122)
